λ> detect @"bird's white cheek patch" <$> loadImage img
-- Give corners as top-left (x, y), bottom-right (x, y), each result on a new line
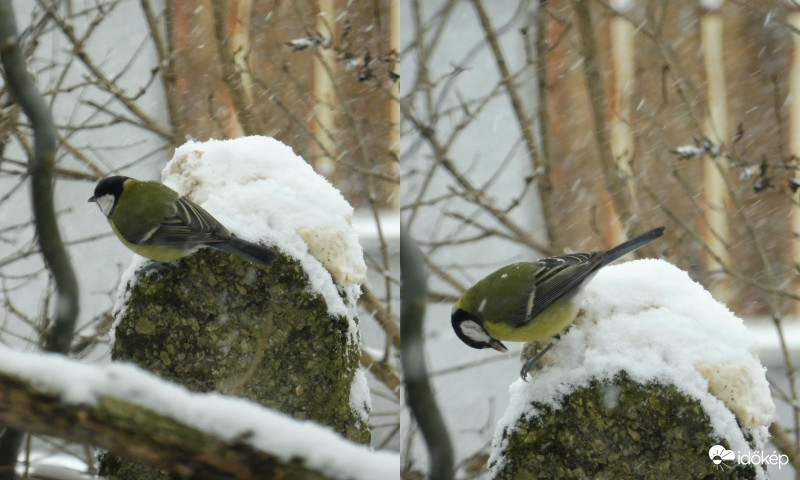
top-left (461, 320), bottom-right (491, 343)
top-left (95, 194), bottom-right (115, 217)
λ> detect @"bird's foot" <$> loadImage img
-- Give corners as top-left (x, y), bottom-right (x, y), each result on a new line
top-left (519, 342), bottom-right (555, 381)
top-left (135, 260), bottom-right (173, 278)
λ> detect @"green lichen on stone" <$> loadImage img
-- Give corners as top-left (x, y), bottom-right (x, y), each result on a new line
top-left (134, 317), bottom-right (156, 335)
top-left (104, 248), bottom-right (369, 479)
top-left (98, 452), bottom-right (170, 480)
top-left (493, 372), bottom-right (760, 480)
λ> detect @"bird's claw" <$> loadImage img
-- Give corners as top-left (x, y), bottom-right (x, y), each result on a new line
top-left (136, 260), bottom-right (172, 278)
top-left (518, 342), bottom-right (556, 381)
top-left (519, 361), bottom-right (534, 381)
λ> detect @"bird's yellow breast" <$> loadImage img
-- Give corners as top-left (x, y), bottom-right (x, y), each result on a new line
top-left (483, 297), bottom-right (579, 342)
top-left (109, 220), bottom-right (189, 261)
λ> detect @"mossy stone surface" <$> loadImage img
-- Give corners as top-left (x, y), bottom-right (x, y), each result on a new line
top-left (103, 248), bottom-right (368, 479)
top-left (493, 372), bottom-right (760, 480)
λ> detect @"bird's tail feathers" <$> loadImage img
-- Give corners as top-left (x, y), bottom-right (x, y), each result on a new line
top-left (601, 226), bottom-right (665, 266)
top-left (213, 237), bottom-right (277, 268)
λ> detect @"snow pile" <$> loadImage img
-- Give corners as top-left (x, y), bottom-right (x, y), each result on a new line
top-left (111, 136), bottom-right (368, 347)
top-left (18, 453), bottom-right (92, 480)
top-left (491, 259), bottom-right (774, 470)
top-left (1, 345), bottom-right (398, 480)
top-left (111, 136), bottom-right (371, 426)
top-left (350, 368), bottom-right (372, 425)
top-left (160, 136), bottom-right (367, 315)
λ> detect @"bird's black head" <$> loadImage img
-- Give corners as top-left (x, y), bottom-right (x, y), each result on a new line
top-left (88, 176), bottom-right (130, 217)
top-left (451, 308), bottom-right (508, 352)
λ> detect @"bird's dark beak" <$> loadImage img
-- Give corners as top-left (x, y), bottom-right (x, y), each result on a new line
top-left (489, 339), bottom-right (508, 353)
top-left (88, 195), bottom-right (96, 203)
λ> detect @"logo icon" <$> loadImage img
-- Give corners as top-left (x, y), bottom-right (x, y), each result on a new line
top-left (709, 445), bottom-right (735, 469)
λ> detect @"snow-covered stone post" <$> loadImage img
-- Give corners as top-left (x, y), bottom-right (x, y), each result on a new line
top-left (103, 137), bottom-right (370, 477)
top-left (490, 260), bottom-right (775, 479)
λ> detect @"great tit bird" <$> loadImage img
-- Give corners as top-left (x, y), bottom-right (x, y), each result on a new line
top-left (451, 227), bottom-right (665, 378)
top-left (89, 176), bottom-right (276, 268)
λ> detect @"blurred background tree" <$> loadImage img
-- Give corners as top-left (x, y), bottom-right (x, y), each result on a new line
top-left (401, 0), bottom-right (800, 478)
top-left (0, 0), bottom-right (399, 475)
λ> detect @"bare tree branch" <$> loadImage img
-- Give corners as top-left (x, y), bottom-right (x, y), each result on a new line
top-left (0, 354), bottom-right (387, 480)
top-left (0, 0), bottom-right (79, 473)
top-left (401, 226), bottom-right (453, 480)
top-left (140, 0), bottom-right (185, 144)
top-left (470, 0), bottom-right (559, 249)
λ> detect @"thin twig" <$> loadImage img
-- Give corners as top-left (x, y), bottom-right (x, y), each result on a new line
top-left (140, 0), bottom-right (184, 144)
top-left (471, 0), bottom-right (559, 249)
top-left (359, 284), bottom-right (400, 350)
top-left (360, 347), bottom-right (400, 396)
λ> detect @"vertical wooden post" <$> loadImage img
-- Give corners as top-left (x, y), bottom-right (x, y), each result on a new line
top-left (230, 0), bottom-right (254, 103)
top-left (700, 0), bottom-right (731, 302)
top-left (572, 0), bottom-right (638, 245)
top-left (787, 8), bottom-right (800, 316)
top-left (312, 0), bottom-right (339, 180)
top-left (387, 0), bottom-right (400, 209)
top-left (608, 0), bottom-right (637, 244)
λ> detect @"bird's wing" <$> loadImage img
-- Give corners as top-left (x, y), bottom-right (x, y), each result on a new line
top-left (139, 196), bottom-right (229, 246)
top-left (508, 252), bottom-right (604, 327)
